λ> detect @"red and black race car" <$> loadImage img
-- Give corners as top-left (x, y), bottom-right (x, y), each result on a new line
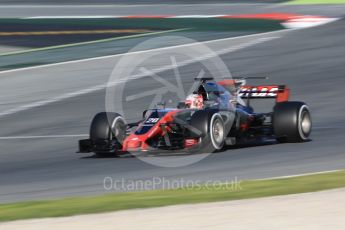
top-left (78, 77), bottom-right (312, 157)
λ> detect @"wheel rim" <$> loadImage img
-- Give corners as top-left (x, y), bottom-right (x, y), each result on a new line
top-left (301, 110), bottom-right (312, 136)
top-left (111, 117), bottom-right (126, 143)
top-left (298, 106), bottom-right (312, 140)
top-left (211, 117), bottom-right (224, 149)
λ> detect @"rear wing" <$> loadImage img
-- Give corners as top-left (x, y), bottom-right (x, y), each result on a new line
top-left (218, 80), bottom-right (290, 103)
top-left (239, 85), bottom-right (290, 103)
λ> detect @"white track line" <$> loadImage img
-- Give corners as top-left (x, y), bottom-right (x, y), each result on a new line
top-left (0, 36), bottom-right (280, 118)
top-left (0, 134), bottom-right (88, 140)
top-left (254, 169), bottom-right (344, 181)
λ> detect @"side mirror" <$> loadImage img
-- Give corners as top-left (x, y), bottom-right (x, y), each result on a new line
top-left (142, 110), bottom-right (148, 118)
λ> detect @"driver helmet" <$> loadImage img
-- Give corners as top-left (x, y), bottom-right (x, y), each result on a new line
top-left (185, 93), bottom-right (204, 109)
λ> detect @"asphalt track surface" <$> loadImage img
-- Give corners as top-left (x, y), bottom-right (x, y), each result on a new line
top-left (1, 5), bottom-right (345, 203)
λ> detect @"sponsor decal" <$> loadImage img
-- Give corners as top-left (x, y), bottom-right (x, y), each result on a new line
top-left (239, 86), bottom-right (278, 98)
top-left (145, 118), bottom-right (160, 124)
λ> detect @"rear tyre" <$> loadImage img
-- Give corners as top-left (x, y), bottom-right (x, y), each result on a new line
top-left (90, 112), bottom-right (126, 157)
top-left (273, 102), bottom-right (312, 143)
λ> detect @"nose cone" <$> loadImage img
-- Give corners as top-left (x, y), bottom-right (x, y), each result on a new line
top-left (127, 140), bottom-right (142, 149)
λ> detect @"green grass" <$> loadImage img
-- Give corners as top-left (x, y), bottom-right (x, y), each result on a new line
top-left (0, 170), bottom-right (345, 222)
top-left (288, 0), bottom-right (345, 4)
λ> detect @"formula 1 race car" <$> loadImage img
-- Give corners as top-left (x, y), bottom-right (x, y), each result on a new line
top-left (78, 77), bottom-right (312, 157)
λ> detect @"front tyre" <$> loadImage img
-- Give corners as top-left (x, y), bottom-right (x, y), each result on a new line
top-left (209, 113), bottom-right (225, 151)
top-left (90, 112), bottom-right (126, 157)
top-left (189, 111), bottom-right (225, 153)
top-left (273, 102), bottom-right (312, 143)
